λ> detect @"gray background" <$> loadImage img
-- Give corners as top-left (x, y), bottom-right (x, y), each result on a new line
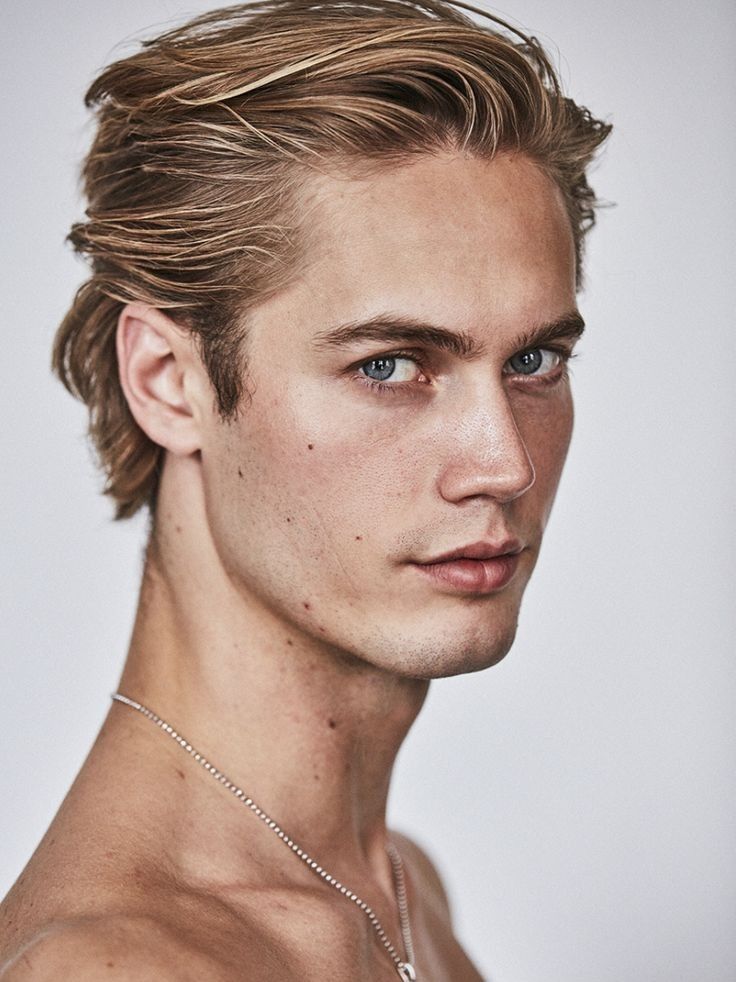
top-left (1, 2), bottom-right (734, 980)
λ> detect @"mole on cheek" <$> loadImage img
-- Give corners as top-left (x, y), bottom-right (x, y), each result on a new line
top-left (237, 467), bottom-right (244, 478)
top-left (307, 443), bottom-right (314, 450)
top-left (303, 602), bottom-right (311, 610)
top-left (355, 535), bottom-right (363, 541)
top-left (286, 638), bottom-right (294, 646)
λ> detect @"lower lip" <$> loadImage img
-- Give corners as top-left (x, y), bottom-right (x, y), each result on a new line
top-left (410, 554), bottom-right (520, 594)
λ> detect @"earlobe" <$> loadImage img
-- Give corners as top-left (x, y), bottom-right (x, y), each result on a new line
top-left (116, 303), bottom-right (204, 456)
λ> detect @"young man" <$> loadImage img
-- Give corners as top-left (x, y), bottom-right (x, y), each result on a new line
top-left (0, 0), bottom-right (610, 977)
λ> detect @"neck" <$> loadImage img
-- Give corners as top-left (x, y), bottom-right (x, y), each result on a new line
top-left (116, 458), bottom-right (429, 888)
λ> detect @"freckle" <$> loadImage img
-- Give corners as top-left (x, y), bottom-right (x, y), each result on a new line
top-left (237, 467), bottom-right (243, 478)
top-left (355, 535), bottom-right (363, 541)
top-left (328, 718), bottom-right (337, 729)
top-left (318, 625), bottom-right (326, 633)
top-left (286, 638), bottom-right (294, 646)
top-left (175, 525), bottom-right (182, 533)
top-left (286, 517), bottom-right (292, 523)
top-left (307, 443), bottom-right (314, 450)
top-left (176, 768), bottom-right (185, 780)
top-left (303, 602), bottom-right (311, 610)
top-left (313, 773), bottom-right (320, 782)
top-left (107, 962), bottom-right (114, 968)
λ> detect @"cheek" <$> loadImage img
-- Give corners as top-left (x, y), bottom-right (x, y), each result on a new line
top-left (518, 388), bottom-right (575, 495)
top-left (225, 388), bottom-right (415, 545)
top-left (293, 422), bottom-right (421, 529)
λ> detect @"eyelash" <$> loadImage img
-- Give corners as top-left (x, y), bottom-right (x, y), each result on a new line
top-left (352, 346), bottom-right (577, 396)
top-left (352, 349), bottom-right (428, 397)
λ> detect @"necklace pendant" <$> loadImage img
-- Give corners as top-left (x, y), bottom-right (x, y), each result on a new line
top-left (397, 964), bottom-right (417, 981)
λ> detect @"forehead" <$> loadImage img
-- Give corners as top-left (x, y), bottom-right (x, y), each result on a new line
top-left (251, 152), bottom-right (576, 346)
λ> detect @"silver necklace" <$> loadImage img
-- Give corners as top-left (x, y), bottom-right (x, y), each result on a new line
top-left (111, 692), bottom-right (417, 981)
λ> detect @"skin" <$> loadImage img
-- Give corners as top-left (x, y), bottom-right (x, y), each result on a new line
top-left (0, 151), bottom-right (579, 980)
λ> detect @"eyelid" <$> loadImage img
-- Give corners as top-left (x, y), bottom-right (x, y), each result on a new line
top-left (351, 346), bottom-right (426, 366)
top-left (503, 342), bottom-right (577, 366)
top-left (350, 348), bottom-right (428, 378)
top-left (348, 349), bottom-right (429, 397)
top-left (502, 346), bottom-right (578, 387)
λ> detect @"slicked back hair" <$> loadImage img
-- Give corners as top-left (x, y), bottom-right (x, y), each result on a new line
top-left (52, 0), bottom-right (611, 519)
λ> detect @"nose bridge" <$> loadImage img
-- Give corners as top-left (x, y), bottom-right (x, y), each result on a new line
top-left (437, 381), bottom-right (536, 504)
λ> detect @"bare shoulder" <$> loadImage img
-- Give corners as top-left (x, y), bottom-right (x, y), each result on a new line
top-left (391, 829), bottom-right (454, 922)
top-left (0, 914), bottom-right (226, 982)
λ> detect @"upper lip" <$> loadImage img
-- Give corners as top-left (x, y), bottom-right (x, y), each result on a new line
top-left (417, 539), bottom-right (524, 564)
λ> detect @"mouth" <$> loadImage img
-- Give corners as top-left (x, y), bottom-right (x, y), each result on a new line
top-left (409, 540), bottom-right (524, 594)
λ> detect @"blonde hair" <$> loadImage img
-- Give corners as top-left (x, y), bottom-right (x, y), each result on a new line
top-left (52, 0), bottom-right (611, 519)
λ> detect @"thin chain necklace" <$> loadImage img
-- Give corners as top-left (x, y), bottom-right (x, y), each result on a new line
top-left (111, 693), bottom-right (417, 981)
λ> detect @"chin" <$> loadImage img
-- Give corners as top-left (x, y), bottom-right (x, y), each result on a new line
top-left (415, 635), bottom-right (516, 680)
top-left (365, 615), bottom-right (520, 681)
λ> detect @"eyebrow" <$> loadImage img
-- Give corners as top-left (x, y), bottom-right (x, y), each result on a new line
top-left (311, 311), bottom-right (586, 358)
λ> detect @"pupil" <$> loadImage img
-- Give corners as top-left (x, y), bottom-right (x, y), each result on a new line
top-left (364, 357), bottom-right (396, 382)
top-left (511, 350), bottom-right (543, 374)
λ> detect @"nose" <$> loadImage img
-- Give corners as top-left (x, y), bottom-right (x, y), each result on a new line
top-left (436, 389), bottom-right (536, 505)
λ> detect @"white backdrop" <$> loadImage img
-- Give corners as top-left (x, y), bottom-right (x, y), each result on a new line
top-left (1, 2), bottom-right (734, 980)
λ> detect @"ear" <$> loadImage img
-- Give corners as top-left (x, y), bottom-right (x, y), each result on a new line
top-left (116, 303), bottom-right (208, 456)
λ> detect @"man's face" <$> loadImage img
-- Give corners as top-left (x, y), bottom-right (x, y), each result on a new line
top-left (199, 152), bottom-right (579, 678)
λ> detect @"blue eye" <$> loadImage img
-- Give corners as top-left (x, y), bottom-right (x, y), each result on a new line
top-left (359, 356), bottom-right (421, 384)
top-left (506, 349), bottom-right (561, 376)
top-left (362, 357), bottom-right (397, 382)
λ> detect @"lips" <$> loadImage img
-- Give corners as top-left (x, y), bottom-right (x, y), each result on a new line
top-left (419, 539), bottom-right (524, 564)
top-left (410, 539), bottom-right (524, 594)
